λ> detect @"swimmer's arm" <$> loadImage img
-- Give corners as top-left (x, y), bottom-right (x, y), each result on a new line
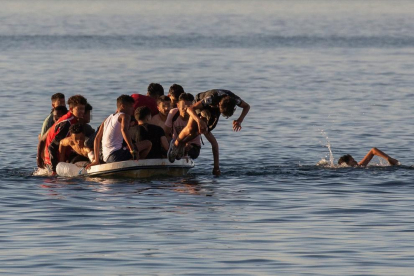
top-left (233, 100), bottom-right (250, 132)
top-left (358, 147), bottom-right (399, 166)
top-left (120, 113), bottom-right (134, 153)
top-left (204, 132), bottom-right (220, 176)
top-left (86, 121), bottom-right (104, 169)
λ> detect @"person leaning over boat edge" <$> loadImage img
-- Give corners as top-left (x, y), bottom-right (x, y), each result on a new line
top-left (37, 95), bottom-right (87, 174)
top-left (168, 89), bottom-right (250, 176)
top-left (39, 93), bottom-right (66, 138)
top-left (86, 95), bottom-right (136, 169)
top-left (338, 147), bottom-right (399, 167)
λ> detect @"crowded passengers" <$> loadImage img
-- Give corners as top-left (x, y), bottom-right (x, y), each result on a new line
top-left (36, 84), bottom-right (250, 176)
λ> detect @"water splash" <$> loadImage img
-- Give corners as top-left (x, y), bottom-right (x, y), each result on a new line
top-left (318, 130), bottom-right (335, 167)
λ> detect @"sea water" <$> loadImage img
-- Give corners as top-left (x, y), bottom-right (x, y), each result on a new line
top-left (1, 0), bottom-right (414, 275)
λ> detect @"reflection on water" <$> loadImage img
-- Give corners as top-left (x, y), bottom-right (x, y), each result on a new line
top-left (1, 0), bottom-right (414, 274)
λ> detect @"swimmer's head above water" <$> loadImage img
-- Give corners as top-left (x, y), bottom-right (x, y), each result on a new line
top-left (338, 154), bottom-right (358, 166)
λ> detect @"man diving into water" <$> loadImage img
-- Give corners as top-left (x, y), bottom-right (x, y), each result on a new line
top-left (167, 89), bottom-right (250, 176)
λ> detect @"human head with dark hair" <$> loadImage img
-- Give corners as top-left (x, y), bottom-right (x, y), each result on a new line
top-left (338, 154), bottom-right (358, 166)
top-left (84, 103), bottom-right (93, 124)
top-left (52, 105), bottom-right (68, 122)
top-left (67, 95), bottom-right (87, 119)
top-left (156, 95), bottom-right (171, 116)
top-left (134, 106), bottom-right (152, 123)
top-left (178, 93), bottom-right (194, 119)
top-left (51, 93), bottom-right (65, 108)
top-left (168, 84), bottom-right (184, 108)
top-left (219, 96), bottom-right (237, 118)
top-left (117, 95), bottom-right (135, 115)
top-left (69, 123), bottom-right (85, 144)
top-left (147, 83), bottom-right (164, 99)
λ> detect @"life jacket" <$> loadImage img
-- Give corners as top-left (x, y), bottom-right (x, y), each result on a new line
top-left (44, 112), bottom-right (78, 165)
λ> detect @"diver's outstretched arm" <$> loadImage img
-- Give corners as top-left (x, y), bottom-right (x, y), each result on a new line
top-left (358, 147), bottom-right (399, 166)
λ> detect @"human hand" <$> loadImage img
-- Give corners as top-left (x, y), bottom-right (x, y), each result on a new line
top-left (388, 157), bottom-right (399, 166)
top-left (233, 120), bottom-right (242, 131)
top-left (85, 160), bottom-right (100, 170)
top-left (212, 166), bottom-right (221, 176)
top-left (37, 156), bottom-right (45, 169)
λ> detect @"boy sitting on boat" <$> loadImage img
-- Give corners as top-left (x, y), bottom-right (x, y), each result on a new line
top-left (165, 93), bottom-right (202, 160)
top-left (149, 95), bottom-right (172, 140)
top-left (168, 84), bottom-right (184, 108)
top-left (131, 83), bottom-right (164, 116)
top-left (39, 93), bottom-right (66, 137)
top-left (59, 123), bottom-right (94, 164)
top-left (37, 95), bottom-right (88, 174)
top-left (338, 148), bottom-right (399, 167)
top-left (87, 95), bottom-right (136, 168)
top-left (132, 106), bottom-right (169, 159)
top-left (168, 89), bottom-right (250, 175)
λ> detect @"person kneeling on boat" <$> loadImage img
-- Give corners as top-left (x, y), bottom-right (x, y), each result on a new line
top-left (167, 89), bottom-right (250, 176)
top-left (131, 106), bottom-right (169, 159)
top-left (59, 123), bottom-right (94, 164)
top-left (86, 95), bottom-right (137, 169)
top-left (165, 92), bottom-right (201, 160)
top-left (338, 148), bottom-right (399, 167)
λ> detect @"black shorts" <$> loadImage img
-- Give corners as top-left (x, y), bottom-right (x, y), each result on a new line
top-left (197, 108), bottom-right (220, 132)
top-left (187, 144), bottom-right (201, 159)
top-left (106, 148), bottom-right (132, 163)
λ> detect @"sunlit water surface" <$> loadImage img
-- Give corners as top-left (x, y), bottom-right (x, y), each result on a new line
top-left (1, 0), bottom-right (414, 275)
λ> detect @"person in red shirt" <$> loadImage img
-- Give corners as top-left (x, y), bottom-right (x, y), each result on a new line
top-left (37, 95), bottom-right (88, 174)
top-left (131, 83), bottom-right (164, 116)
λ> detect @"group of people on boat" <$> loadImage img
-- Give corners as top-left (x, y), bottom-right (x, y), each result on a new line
top-left (36, 84), bottom-right (250, 176)
top-left (36, 83), bottom-right (400, 176)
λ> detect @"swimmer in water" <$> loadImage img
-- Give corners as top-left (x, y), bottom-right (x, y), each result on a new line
top-left (338, 147), bottom-right (399, 167)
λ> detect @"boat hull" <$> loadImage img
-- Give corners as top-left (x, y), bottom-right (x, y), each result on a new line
top-left (57, 159), bottom-right (195, 178)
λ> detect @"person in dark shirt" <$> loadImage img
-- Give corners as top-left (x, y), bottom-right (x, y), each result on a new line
top-left (168, 89), bottom-right (250, 175)
top-left (133, 106), bottom-right (169, 159)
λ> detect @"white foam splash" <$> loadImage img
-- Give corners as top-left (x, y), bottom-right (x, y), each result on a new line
top-left (318, 130), bottom-right (335, 167)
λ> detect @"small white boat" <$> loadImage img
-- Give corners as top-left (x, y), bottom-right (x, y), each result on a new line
top-left (56, 158), bottom-right (195, 178)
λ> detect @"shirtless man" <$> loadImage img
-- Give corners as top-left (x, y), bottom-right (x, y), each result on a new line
top-left (59, 123), bottom-right (93, 163)
top-left (149, 95), bottom-right (171, 140)
top-left (338, 148), bottom-right (399, 167)
top-left (167, 89), bottom-right (250, 175)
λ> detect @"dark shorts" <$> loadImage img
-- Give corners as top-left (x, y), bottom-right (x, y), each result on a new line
top-left (106, 148), bottom-right (132, 163)
top-left (187, 144), bottom-right (201, 159)
top-left (196, 108), bottom-right (220, 132)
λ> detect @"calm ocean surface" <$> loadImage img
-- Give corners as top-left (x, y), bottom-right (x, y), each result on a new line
top-left (1, 0), bottom-right (414, 275)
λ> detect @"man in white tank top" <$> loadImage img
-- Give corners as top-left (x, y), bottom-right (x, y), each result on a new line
top-left (86, 95), bottom-right (136, 168)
